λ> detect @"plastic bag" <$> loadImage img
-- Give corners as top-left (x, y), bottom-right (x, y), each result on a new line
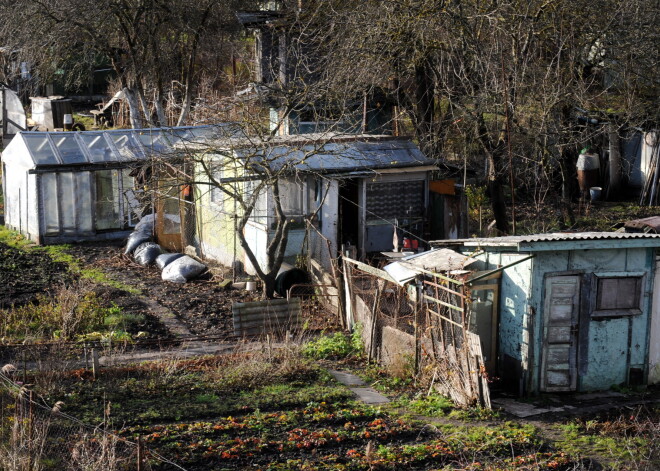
top-left (155, 253), bottom-right (185, 270)
top-left (161, 256), bottom-right (207, 283)
top-left (134, 214), bottom-right (156, 235)
top-left (124, 231), bottom-right (152, 255)
top-left (134, 242), bottom-right (163, 266)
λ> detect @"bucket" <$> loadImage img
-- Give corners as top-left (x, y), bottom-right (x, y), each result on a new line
top-left (589, 187), bottom-right (602, 201)
top-left (245, 281), bottom-right (257, 291)
top-left (63, 113), bottom-right (73, 130)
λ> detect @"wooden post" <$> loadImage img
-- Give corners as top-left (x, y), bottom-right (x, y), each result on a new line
top-left (92, 348), bottom-right (100, 379)
top-left (22, 350), bottom-right (27, 384)
top-left (414, 280), bottom-right (422, 375)
top-left (367, 284), bottom-right (382, 363)
top-left (137, 435), bottom-right (142, 471)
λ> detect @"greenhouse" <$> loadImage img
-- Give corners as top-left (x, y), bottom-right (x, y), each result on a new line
top-left (1, 126), bottom-right (229, 244)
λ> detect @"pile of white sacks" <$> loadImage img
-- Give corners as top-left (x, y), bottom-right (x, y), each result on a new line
top-left (124, 215), bottom-right (207, 283)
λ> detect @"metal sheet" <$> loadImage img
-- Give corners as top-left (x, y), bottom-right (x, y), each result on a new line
top-left (624, 216), bottom-right (660, 233)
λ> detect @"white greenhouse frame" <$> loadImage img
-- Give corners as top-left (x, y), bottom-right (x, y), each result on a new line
top-left (1, 125), bottom-right (231, 244)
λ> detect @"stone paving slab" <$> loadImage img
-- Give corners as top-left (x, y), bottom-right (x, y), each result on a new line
top-left (328, 369), bottom-right (390, 405)
top-left (492, 398), bottom-right (568, 418)
top-left (328, 370), bottom-right (368, 386)
top-left (351, 387), bottom-right (390, 405)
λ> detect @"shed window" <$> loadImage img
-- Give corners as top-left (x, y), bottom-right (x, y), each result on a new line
top-left (245, 180), bottom-right (267, 225)
top-left (593, 276), bottom-right (643, 317)
top-left (279, 177), bottom-right (304, 216)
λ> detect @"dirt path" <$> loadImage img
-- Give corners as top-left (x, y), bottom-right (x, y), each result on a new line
top-left (66, 241), bottom-right (255, 338)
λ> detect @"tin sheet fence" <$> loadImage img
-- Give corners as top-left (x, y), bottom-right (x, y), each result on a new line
top-left (343, 257), bottom-right (490, 408)
top-left (232, 298), bottom-right (302, 337)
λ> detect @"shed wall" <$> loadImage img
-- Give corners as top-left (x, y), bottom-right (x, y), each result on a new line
top-left (649, 255), bottom-right (660, 384)
top-left (473, 252), bottom-right (533, 394)
top-left (532, 247), bottom-right (654, 392)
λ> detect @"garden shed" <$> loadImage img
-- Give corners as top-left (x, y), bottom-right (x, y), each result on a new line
top-left (192, 135), bottom-right (444, 274)
top-left (1, 126), bottom-right (227, 244)
top-left (437, 232), bottom-right (660, 395)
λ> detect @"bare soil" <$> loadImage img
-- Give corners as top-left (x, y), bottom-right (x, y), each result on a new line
top-left (0, 242), bottom-right (72, 308)
top-left (65, 241), bottom-right (257, 338)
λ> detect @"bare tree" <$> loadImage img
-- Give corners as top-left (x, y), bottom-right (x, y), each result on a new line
top-left (313, 0), bottom-right (660, 232)
top-left (0, 0), bottom-right (248, 127)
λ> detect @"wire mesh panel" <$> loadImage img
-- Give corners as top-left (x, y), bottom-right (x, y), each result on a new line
top-left (0, 370), bottom-right (187, 470)
top-left (287, 283), bottom-right (341, 330)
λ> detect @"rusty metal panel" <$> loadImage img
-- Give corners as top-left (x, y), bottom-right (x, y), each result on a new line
top-left (624, 216), bottom-right (660, 233)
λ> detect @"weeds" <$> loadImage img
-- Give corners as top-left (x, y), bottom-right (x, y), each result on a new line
top-left (0, 283), bottom-right (143, 342)
top-left (302, 329), bottom-right (364, 360)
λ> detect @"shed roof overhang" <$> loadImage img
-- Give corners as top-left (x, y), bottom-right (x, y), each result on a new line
top-left (432, 232), bottom-right (660, 252)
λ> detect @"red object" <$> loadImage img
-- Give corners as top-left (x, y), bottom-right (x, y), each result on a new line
top-left (403, 238), bottom-right (419, 250)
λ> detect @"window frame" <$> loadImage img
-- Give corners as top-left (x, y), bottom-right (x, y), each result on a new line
top-left (591, 272), bottom-right (645, 318)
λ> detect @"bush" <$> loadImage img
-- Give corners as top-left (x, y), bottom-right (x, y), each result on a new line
top-left (302, 328), bottom-right (364, 360)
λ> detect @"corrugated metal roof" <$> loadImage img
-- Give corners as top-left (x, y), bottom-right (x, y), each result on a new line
top-left (438, 231), bottom-right (660, 251)
top-left (236, 137), bottom-right (434, 173)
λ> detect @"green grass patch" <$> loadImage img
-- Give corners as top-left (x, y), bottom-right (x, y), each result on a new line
top-left (37, 244), bottom-right (140, 294)
top-left (403, 392), bottom-right (454, 417)
top-left (302, 329), bottom-right (364, 360)
top-left (554, 418), bottom-right (656, 468)
top-left (0, 288), bottom-right (141, 342)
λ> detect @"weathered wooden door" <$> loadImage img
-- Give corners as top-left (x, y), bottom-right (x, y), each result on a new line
top-left (155, 178), bottom-right (184, 252)
top-left (540, 275), bottom-right (580, 392)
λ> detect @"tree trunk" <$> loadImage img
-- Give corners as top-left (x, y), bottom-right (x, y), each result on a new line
top-left (488, 174), bottom-right (510, 235)
top-left (414, 60), bottom-right (435, 156)
top-left (262, 273), bottom-right (277, 299)
top-left (123, 87), bottom-right (143, 129)
top-left (154, 86), bottom-right (168, 127)
top-left (137, 84), bottom-right (154, 128)
top-left (608, 123), bottom-right (622, 199)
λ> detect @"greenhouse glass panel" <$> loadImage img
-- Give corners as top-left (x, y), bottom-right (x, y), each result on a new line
top-left (121, 170), bottom-right (141, 226)
top-left (80, 133), bottom-right (116, 163)
top-left (59, 172), bottom-right (77, 234)
top-left (23, 134), bottom-right (60, 165)
top-left (161, 182), bottom-right (182, 235)
top-left (51, 134), bottom-right (88, 164)
top-left (3, 88), bottom-right (26, 134)
top-left (136, 131), bottom-right (172, 154)
top-left (110, 132), bottom-right (144, 161)
top-left (172, 127), bottom-right (195, 141)
top-left (95, 170), bottom-right (121, 230)
top-left (76, 172), bottom-right (93, 233)
top-left (41, 173), bottom-right (60, 233)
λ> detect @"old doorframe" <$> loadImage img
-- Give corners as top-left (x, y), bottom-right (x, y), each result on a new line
top-left (540, 272), bottom-right (586, 392)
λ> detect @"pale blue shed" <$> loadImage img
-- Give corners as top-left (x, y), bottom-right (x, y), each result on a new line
top-left (442, 232), bottom-right (660, 395)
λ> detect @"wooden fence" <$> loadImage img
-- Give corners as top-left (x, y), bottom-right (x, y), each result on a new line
top-left (343, 257), bottom-right (491, 408)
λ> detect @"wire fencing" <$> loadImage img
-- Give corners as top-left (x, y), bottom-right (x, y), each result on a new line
top-left (0, 368), bottom-right (187, 471)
